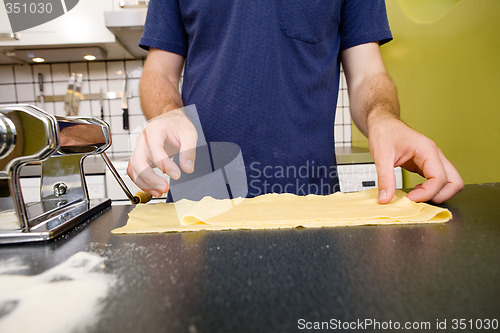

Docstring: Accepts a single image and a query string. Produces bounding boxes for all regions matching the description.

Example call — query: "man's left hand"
[369,116,464,204]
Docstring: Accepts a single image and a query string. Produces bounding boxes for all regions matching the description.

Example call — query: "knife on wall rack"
[37,73,44,108]
[99,87,105,120]
[121,76,129,130]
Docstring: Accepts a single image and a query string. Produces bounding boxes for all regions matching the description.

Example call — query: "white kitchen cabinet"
[338,164,403,193]
[0,5,13,35]
[0,0,133,63]
[104,1,148,59]
[20,175,106,202]
[0,0,114,46]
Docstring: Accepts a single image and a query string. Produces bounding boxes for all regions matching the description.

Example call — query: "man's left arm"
[341,42,463,204]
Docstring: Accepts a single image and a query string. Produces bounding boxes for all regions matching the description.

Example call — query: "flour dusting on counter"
[0,258,29,274]
[0,252,115,333]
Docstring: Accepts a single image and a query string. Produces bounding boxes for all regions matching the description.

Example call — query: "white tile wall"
[54,101,66,116]
[88,62,106,80]
[89,79,107,94]
[0,84,16,103]
[15,83,35,102]
[107,79,124,94]
[0,61,147,159]
[0,61,352,159]
[125,60,143,75]
[69,62,88,77]
[51,63,71,82]
[32,64,52,82]
[127,78,140,97]
[39,78,54,97]
[0,66,14,84]
[127,97,141,115]
[106,61,125,79]
[52,81,68,95]
[78,100,92,117]
[13,65,33,83]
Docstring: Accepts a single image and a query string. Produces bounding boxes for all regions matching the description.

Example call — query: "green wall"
[352,0,500,187]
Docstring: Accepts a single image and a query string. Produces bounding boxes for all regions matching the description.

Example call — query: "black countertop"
[1,183,499,332]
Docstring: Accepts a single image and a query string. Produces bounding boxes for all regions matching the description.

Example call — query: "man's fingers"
[368,118,462,204]
[373,151,396,204]
[143,130,183,180]
[406,148,447,202]
[427,150,464,204]
[156,157,182,180]
[128,133,171,196]
[177,128,198,174]
[407,182,441,203]
[404,148,462,203]
[127,158,169,197]
[127,107,199,194]
[134,168,169,197]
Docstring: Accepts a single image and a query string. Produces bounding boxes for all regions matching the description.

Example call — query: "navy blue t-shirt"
[140,0,392,197]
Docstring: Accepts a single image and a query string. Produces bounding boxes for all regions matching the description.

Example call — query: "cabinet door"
[338,164,403,193]
[20,175,106,202]
[0,0,115,47]
[0,5,14,35]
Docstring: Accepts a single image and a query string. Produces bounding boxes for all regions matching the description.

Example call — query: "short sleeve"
[139,0,188,57]
[339,0,393,51]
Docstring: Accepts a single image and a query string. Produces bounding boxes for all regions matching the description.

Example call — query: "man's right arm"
[127,48,198,197]
[140,48,185,119]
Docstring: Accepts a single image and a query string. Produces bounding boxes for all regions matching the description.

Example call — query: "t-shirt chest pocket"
[278,0,341,44]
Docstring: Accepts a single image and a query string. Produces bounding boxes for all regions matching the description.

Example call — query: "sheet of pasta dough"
[112,189,452,234]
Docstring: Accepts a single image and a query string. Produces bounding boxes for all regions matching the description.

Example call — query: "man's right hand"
[127,109,198,197]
